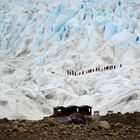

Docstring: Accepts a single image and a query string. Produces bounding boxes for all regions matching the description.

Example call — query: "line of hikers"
[67,64,122,76]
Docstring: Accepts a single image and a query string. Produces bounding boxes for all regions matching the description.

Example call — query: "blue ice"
[104,21,117,39]
[35,56,45,66]
[52,10,77,32]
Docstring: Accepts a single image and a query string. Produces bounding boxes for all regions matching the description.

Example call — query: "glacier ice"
[0,0,140,120]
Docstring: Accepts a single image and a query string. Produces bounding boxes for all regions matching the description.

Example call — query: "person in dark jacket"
[67,70,69,75]
[106,66,108,70]
[96,68,98,71]
[72,71,74,75]
[69,70,71,75]
[120,64,122,68]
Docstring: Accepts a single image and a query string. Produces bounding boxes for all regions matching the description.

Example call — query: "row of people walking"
[67,64,122,76]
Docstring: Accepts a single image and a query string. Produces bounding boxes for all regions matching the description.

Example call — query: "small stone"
[124,128,129,132]
[62,131,67,135]
[13,125,18,130]
[98,121,110,129]
[114,123,123,128]
[41,131,48,137]
[12,124,33,133]
[87,129,92,133]
[85,116,96,123]
[33,124,39,128]
[13,126,26,133]
[12,121,19,125]
[27,128,34,133]
[105,133,115,136]
[91,125,99,131]
[47,118,58,126]
[18,122,26,127]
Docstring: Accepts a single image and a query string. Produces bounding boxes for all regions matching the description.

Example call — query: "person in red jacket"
[88,69,92,73]
[109,65,113,70]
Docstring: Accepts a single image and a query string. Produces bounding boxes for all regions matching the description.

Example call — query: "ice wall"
[0,0,140,120]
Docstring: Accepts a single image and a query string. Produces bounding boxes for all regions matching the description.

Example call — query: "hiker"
[72,70,74,75]
[104,67,106,71]
[82,71,84,75]
[79,72,81,75]
[96,67,98,71]
[75,72,76,76]
[106,66,109,70]
[111,65,113,69]
[114,65,116,69]
[92,68,94,72]
[109,65,113,70]
[120,64,122,68]
[67,70,70,75]
[88,69,92,73]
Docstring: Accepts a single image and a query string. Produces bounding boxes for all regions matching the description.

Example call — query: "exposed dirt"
[0,112,140,140]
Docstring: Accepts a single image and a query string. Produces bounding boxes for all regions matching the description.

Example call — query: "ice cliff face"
[0,0,140,120]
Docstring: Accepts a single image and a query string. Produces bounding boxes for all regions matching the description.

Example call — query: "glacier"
[0,0,140,120]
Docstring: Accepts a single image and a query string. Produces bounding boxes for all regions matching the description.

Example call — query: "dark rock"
[0,118,9,124]
[68,113,86,124]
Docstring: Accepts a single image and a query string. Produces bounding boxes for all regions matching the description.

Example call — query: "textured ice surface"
[0,0,140,120]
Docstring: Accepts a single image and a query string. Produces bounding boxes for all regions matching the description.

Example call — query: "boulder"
[98,121,110,129]
[68,113,86,124]
[85,116,96,123]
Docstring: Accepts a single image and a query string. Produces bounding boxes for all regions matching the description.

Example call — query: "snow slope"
[0,0,140,120]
